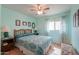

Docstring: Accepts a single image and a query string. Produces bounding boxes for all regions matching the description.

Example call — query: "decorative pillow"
[23,33,33,36]
[15,34,24,38]
[15,33,33,38]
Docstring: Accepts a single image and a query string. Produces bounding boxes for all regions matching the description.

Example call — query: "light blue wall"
[0,5,1,38]
[0,4,1,53]
[1,6,37,37]
[63,12,71,43]
[70,5,79,52]
[36,18,48,36]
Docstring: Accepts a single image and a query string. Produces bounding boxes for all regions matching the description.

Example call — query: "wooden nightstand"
[1,37,15,52]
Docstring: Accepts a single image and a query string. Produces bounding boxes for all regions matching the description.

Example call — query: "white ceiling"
[2,4,72,17]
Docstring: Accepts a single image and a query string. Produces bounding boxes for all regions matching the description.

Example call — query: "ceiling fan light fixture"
[31,4,49,15]
[37,11,43,15]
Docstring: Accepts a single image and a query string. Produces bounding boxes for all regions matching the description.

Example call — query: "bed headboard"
[14,29,32,38]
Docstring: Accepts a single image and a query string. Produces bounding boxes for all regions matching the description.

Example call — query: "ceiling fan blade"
[30,9,35,11]
[30,4,49,15]
[30,8,38,11]
[44,8,49,10]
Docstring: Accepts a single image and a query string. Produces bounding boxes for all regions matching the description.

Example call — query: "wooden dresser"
[1,37,15,52]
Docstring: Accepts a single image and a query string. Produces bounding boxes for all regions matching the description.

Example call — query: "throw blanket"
[16,35,53,55]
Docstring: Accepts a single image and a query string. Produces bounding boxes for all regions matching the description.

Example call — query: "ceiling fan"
[30,4,50,15]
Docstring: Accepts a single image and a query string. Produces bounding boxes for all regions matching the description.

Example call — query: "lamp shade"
[2,25,8,32]
[2,26,9,37]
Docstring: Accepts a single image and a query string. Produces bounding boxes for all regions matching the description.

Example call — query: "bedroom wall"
[36,11,71,43]
[63,12,71,44]
[70,5,79,53]
[36,17,48,36]
[1,6,37,37]
[0,4,1,54]
[0,5,1,39]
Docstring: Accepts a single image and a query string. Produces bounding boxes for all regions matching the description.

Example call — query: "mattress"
[16,35,53,55]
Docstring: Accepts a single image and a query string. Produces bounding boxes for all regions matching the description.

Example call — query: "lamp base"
[4,32,9,37]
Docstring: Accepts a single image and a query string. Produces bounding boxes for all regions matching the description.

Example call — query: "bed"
[14,29,53,55]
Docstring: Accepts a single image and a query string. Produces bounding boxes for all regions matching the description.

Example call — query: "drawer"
[1,43,14,52]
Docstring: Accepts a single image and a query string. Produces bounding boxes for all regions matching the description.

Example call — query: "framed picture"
[28,22,31,27]
[73,9,79,27]
[16,20,21,26]
[32,22,35,29]
[22,21,27,26]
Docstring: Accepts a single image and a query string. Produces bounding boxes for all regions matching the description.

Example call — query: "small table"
[1,37,15,52]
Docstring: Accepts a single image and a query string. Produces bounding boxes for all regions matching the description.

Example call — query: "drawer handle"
[3,43,8,46]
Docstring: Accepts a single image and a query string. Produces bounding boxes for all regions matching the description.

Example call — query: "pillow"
[15,33,33,38]
[15,34,24,38]
[23,33,33,36]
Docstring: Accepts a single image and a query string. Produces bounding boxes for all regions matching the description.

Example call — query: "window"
[48,21,54,30]
[55,21,61,30]
[48,21,62,31]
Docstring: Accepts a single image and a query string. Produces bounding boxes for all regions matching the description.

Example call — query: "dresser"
[1,37,15,52]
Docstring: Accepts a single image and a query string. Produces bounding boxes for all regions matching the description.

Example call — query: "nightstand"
[1,37,15,52]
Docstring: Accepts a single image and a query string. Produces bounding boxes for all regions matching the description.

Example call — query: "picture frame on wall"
[16,20,21,26]
[32,22,35,29]
[28,22,31,27]
[73,9,79,27]
[22,21,27,26]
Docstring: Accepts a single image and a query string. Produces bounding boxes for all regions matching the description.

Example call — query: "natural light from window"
[48,21,62,31]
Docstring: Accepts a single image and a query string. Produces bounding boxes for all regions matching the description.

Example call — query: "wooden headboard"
[14,29,32,38]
